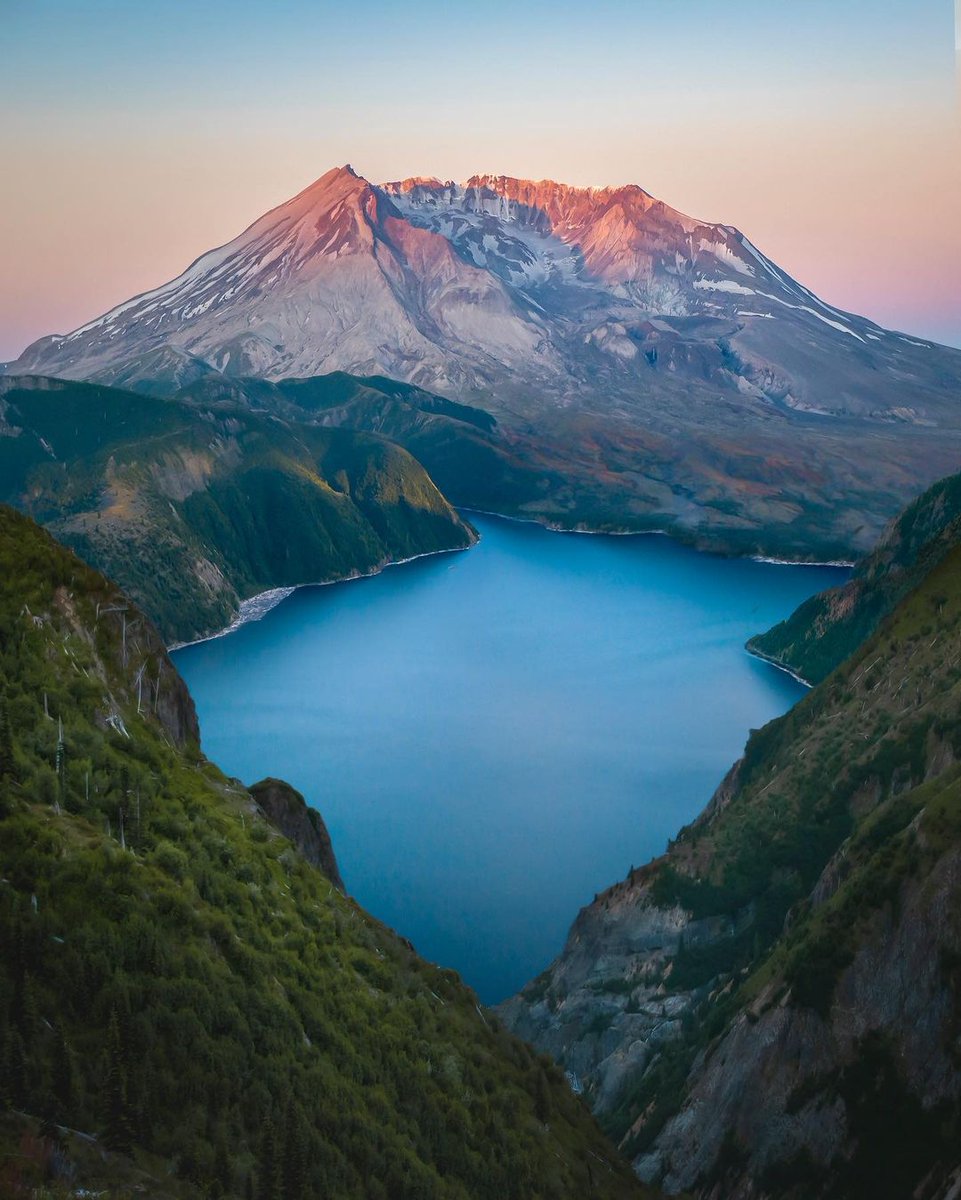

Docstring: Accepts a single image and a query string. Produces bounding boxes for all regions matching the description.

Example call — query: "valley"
[500,464,961,1197]
[6,0,961,1187]
[172,513,845,1003]
[2,155,960,1199]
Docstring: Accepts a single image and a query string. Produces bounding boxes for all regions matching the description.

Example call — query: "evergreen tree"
[0,1027,9,1112]
[213,1132,233,1198]
[534,1068,553,1124]
[2,1028,28,1109]
[0,694,15,816]
[104,1009,133,1152]
[52,1026,75,1114]
[257,1114,279,1200]
[0,694,14,780]
[282,1100,308,1200]
[15,971,40,1041]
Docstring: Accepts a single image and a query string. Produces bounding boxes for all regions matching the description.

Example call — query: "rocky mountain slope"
[0,374,474,644]
[248,777,344,891]
[501,493,961,1196]
[749,469,961,684]
[10,165,961,559]
[0,505,648,1200]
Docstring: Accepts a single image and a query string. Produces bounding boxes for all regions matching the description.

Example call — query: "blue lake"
[173,515,847,1004]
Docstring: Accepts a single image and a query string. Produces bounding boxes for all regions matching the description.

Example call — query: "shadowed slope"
[0,375,475,644]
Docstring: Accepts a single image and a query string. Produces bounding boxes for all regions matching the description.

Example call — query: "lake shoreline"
[171,508,854,653]
[458,507,857,568]
[744,645,813,688]
[168,542,474,652]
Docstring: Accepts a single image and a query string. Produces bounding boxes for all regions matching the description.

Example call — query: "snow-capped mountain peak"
[12,163,944,416]
[10,161,961,572]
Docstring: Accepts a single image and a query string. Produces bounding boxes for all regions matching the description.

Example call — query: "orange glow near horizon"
[2,2,960,357]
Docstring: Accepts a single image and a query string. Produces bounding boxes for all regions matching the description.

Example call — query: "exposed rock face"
[0,503,200,751]
[91,593,200,750]
[502,538,961,1198]
[11,166,961,559]
[249,777,344,890]
[639,843,961,1197]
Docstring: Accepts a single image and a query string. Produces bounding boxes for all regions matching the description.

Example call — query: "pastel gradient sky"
[2,0,960,360]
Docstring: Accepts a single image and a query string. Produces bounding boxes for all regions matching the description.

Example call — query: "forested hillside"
[0,506,646,1200]
[749,469,961,684]
[0,376,474,644]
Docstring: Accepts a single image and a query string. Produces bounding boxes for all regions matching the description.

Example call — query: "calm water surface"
[173,515,847,1003]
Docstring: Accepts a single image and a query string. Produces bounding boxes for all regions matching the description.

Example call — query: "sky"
[2,0,960,360]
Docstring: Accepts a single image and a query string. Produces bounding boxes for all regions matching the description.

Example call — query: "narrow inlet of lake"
[173,514,848,1004]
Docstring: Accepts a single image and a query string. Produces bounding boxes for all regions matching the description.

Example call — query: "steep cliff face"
[0,501,199,752]
[249,777,344,891]
[642,825,961,1197]
[502,541,961,1197]
[91,585,200,751]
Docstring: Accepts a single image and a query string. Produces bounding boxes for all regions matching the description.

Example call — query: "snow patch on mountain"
[693,279,756,296]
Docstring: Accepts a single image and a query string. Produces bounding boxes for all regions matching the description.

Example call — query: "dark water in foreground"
[173,515,848,1003]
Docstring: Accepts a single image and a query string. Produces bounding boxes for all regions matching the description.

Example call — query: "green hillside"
[0,376,474,644]
[174,371,551,519]
[0,506,647,1200]
[748,468,961,684]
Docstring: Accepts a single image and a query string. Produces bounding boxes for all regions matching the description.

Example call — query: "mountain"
[11,165,961,560]
[0,504,649,1200]
[749,469,961,684]
[0,375,475,644]
[500,483,961,1196]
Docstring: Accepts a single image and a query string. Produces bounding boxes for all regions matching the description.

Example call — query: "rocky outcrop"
[635,830,961,1198]
[498,861,723,1116]
[249,777,344,890]
[93,592,200,750]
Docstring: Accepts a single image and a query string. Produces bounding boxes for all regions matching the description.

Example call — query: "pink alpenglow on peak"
[11,164,961,563]
[13,163,954,392]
